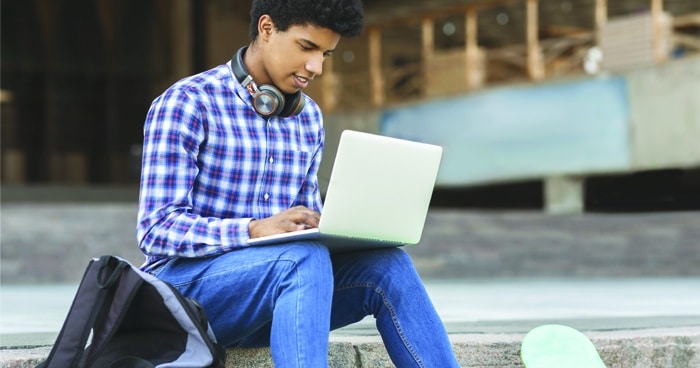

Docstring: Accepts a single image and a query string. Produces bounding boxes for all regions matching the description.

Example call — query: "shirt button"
[269,157,274,164]
[263,193,270,200]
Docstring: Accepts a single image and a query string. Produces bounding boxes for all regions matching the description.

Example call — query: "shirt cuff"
[221,217,254,250]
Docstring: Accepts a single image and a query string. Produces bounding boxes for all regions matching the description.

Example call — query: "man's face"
[258,17,341,94]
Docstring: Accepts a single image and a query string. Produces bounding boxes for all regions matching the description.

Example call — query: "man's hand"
[248,205,321,239]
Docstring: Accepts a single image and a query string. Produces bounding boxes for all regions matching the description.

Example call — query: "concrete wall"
[627,56,700,170]
[381,76,631,186]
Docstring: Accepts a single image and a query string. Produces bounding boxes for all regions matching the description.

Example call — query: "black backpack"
[37,255,226,368]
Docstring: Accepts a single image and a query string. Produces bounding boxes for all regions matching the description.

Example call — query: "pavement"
[2,278,700,367]
[1,198,700,367]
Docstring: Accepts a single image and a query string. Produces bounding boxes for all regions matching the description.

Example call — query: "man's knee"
[370,248,421,286]
[375,248,415,269]
[277,242,333,283]
[278,242,331,264]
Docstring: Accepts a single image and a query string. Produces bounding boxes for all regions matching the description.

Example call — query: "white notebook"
[247,129,442,252]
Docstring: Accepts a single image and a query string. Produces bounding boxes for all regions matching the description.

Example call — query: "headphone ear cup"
[253,85,285,117]
[231,46,304,118]
[279,91,305,117]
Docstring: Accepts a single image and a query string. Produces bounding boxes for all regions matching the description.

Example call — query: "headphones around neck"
[231,46,305,118]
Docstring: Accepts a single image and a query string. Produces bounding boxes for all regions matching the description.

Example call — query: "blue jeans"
[151,242,459,368]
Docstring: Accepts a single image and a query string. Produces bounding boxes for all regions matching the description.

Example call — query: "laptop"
[247,129,443,252]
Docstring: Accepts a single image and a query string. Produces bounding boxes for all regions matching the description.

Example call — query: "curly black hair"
[249,0,364,40]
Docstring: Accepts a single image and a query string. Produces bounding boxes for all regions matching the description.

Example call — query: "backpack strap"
[36,255,130,368]
[82,257,145,366]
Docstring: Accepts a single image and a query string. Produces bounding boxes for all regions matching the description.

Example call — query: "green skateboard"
[521,324,606,368]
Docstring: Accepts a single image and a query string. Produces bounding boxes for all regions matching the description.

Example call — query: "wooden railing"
[309,0,700,113]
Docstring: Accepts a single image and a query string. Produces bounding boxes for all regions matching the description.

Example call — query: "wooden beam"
[320,57,337,112]
[366,0,522,31]
[172,0,193,78]
[465,8,480,90]
[2,149,26,184]
[651,0,665,63]
[594,0,608,29]
[33,0,55,44]
[594,0,608,45]
[673,12,700,28]
[421,17,434,97]
[95,0,115,47]
[154,0,171,47]
[368,28,384,107]
[526,0,544,80]
[34,0,59,182]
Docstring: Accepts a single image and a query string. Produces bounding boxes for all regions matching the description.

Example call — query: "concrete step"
[2,327,700,368]
[3,278,700,367]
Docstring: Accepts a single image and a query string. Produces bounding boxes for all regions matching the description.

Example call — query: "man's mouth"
[293,75,311,89]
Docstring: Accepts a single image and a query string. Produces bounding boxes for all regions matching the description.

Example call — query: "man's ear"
[258,14,275,41]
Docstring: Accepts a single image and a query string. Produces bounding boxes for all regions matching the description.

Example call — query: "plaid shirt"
[137,61,325,271]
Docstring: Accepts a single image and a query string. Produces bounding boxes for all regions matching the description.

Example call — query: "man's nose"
[305,53,324,76]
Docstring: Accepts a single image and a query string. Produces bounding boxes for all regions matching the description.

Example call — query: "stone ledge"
[3,328,699,368]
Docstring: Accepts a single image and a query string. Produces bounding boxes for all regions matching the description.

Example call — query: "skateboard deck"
[521,324,606,368]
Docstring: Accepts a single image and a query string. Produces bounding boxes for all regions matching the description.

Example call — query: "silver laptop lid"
[319,130,443,244]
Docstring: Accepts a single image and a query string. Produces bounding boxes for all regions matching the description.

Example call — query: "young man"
[136,1,460,366]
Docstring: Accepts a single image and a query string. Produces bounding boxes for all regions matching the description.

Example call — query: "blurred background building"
[2,0,699,212]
